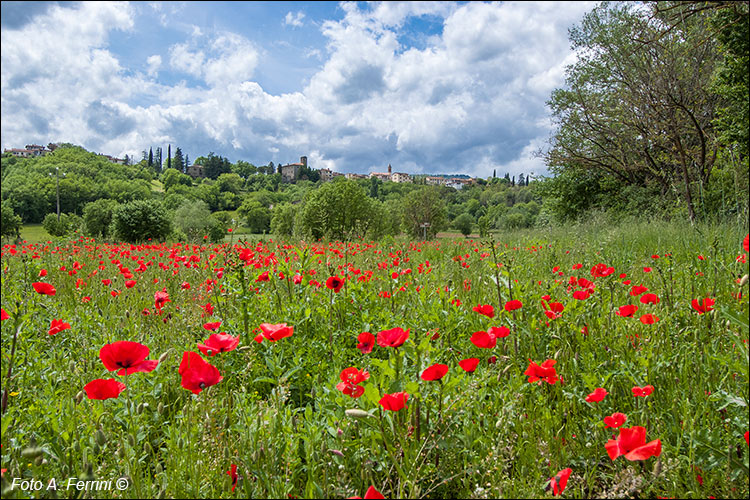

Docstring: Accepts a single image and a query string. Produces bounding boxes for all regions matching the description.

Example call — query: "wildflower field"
[1,221,748,499]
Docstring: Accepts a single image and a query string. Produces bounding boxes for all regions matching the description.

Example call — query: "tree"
[453,212,474,237]
[82,198,119,238]
[216,173,244,194]
[184,154,190,172]
[270,202,297,236]
[148,147,153,169]
[232,160,257,179]
[401,186,448,239]
[237,199,271,234]
[162,168,193,191]
[172,147,184,173]
[173,200,220,242]
[167,144,171,171]
[1,201,22,239]
[112,199,172,242]
[203,152,232,180]
[299,179,382,239]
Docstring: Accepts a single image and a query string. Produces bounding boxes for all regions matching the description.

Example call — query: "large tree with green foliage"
[298,179,383,239]
[111,199,171,242]
[401,186,447,239]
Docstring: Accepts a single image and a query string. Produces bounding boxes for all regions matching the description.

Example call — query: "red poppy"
[572,290,590,300]
[744,234,749,253]
[1,308,9,321]
[293,274,303,285]
[472,304,495,318]
[357,332,375,354]
[605,426,662,461]
[616,305,638,318]
[632,385,654,397]
[376,327,410,348]
[745,431,749,446]
[154,289,170,311]
[349,486,385,499]
[336,367,370,398]
[504,299,522,312]
[639,293,660,305]
[630,285,649,296]
[101,279,112,286]
[82,296,91,303]
[585,387,608,403]
[549,467,572,496]
[603,412,627,428]
[178,351,223,394]
[32,282,56,295]
[256,271,270,282]
[48,319,71,335]
[84,378,127,400]
[643,267,652,273]
[691,298,715,314]
[198,333,240,356]
[524,359,559,385]
[590,263,615,277]
[639,314,659,324]
[181,281,191,290]
[326,276,344,293]
[226,464,238,492]
[38,269,47,277]
[203,321,222,331]
[543,301,565,320]
[470,330,497,349]
[379,391,409,411]
[99,341,159,375]
[124,280,136,289]
[202,303,214,316]
[421,363,449,381]
[459,358,480,372]
[254,323,294,343]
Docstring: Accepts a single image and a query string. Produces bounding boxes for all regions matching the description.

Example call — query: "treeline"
[1,145,542,242]
[541,1,749,222]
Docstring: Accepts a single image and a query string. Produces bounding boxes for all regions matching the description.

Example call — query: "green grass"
[17,223,51,244]
[1,220,748,499]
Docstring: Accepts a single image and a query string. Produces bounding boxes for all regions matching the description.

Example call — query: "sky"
[0,1,595,178]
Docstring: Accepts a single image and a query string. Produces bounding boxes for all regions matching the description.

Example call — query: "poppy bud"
[128,434,136,447]
[238,345,252,352]
[155,463,163,475]
[74,440,81,453]
[93,442,101,455]
[35,456,44,466]
[95,429,107,446]
[345,409,371,419]
[177,437,184,448]
[143,442,152,454]
[21,447,43,459]
[84,462,95,480]
[118,447,126,458]
[740,274,748,287]
[137,403,145,414]
[75,391,85,404]
[158,352,169,364]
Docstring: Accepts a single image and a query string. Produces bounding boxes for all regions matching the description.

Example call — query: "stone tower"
[388,164,392,174]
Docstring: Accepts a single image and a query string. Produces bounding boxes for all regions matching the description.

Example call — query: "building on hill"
[346,173,367,181]
[390,171,412,183]
[281,156,306,183]
[186,164,206,179]
[98,153,127,165]
[369,164,392,181]
[4,144,52,157]
[319,168,343,182]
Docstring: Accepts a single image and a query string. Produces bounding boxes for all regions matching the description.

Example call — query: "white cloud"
[284,11,305,28]
[146,54,162,77]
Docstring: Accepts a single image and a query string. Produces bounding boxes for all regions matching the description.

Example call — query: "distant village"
[4,145,478,189]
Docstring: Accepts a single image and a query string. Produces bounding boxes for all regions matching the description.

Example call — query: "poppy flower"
[326,275,345,293]
[590,263,615,277]
[38,269,48,277]
[630,285,649,296]
[605,426,662,461]
[377,327,410,348]
[124,280,136,289]
[459,358,480,372]
[379,391,409,411]
[504,300,522,312]
[603,412,627,428]
[203,321,222,331]
[357,332,375,354]
[639,293,660,305]
[1,308,9,321]
[585,387,608,403]
[524,359,559,385]
[178,351,223,394]
[632,385,654,397]
[83,378,126,400]
[691,298,715,314]
[181,281,191,290]
[336,367,370,398]
[470,330,497,349]
[48,319,71,335]
[226,464,238,492]
[101,279,112,286]
[745,431,749,446]
[472,304,495,318]
[254,323,294,343]
[639,314,659,324]
[616,305,638,318]
[32,282,56,295]
[198,333,240,356]
[543,301,564,320]
[744,234,749,253]
[154,289,170,311]
[99,341,159,376]
[572,290,590,300]
[349,486,385,499]
[549,467,572,496]
[421,363,449,381]
[256,271,270,282]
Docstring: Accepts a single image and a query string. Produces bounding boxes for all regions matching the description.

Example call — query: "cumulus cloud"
[1,1,594,176]
[284,11,305,28]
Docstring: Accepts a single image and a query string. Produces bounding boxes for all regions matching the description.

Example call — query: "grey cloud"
[85,100,135,138]
[335,64,386,105]
[0,1,71,30]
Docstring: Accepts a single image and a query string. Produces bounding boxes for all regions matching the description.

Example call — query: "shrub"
[82,199,119,238]
[1,201,22,238]
[173,200,220,242]
[112,199,172,242]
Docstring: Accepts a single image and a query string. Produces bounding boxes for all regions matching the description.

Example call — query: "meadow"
[1,220,748,499]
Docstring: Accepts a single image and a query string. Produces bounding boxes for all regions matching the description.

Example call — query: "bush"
[173,200,221,242]
[1,201,22,238]
[453,213,474,237]
[238,199,271,234]
[112,200,172,242]
[82,199,119,238]
[42,213,70,237]
[271,203,297,236]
